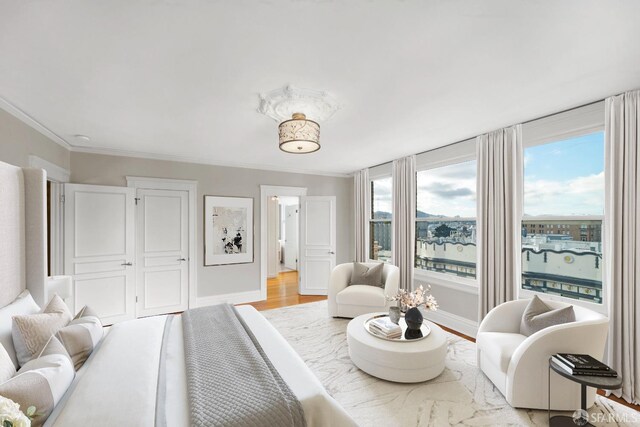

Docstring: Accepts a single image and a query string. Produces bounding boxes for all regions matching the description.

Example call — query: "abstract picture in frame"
[204,195,254,266]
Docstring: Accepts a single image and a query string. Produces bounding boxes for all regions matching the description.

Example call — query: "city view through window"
[371,132,605,303]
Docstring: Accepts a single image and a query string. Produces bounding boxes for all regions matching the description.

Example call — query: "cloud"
[429,183,474,198]
[524,171,604,216]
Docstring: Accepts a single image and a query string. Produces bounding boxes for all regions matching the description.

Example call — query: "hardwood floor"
[242,271,326,311]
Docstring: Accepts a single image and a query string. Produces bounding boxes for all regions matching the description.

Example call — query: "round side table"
[548,357,622,427]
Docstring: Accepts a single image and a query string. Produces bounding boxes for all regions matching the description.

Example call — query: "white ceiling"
[1,1,639,176]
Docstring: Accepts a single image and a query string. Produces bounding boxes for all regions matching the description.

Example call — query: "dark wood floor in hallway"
[242,271,326,311]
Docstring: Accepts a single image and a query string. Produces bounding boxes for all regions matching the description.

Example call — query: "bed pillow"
[0,336,74,427]
[0,342,16,383]
[349,262,384,288]
[56,305,103,370]
[519,295,576,336]
[12,295,72,367]
[0,290,41,369]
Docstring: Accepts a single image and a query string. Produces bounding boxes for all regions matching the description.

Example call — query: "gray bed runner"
[182,304,306,427]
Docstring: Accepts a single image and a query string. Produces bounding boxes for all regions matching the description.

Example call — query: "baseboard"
[427,308,478,338]
[195,290,263,308]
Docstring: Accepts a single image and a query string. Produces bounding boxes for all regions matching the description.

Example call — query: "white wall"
[70,152,354,299]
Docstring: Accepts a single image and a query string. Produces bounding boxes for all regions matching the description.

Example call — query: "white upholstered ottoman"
[346,313,448,383]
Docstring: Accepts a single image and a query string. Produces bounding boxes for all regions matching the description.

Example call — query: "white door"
[135,189,189,318]
[299,196,336,295]
[284,204,298,270]
[64,184,135,325]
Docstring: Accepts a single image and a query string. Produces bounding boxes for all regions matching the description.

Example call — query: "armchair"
[476,299,609,410]
[328,262,399,318]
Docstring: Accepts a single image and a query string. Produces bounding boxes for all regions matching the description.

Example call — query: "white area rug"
[261,301,639,427]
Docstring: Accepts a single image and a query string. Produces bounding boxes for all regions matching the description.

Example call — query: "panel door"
[136,189,189,318]
[64,184,135,325]
[284,204,299,270]
[299,196,336,295]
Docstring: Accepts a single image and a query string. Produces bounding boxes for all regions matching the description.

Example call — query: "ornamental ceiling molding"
[258,85,341,123]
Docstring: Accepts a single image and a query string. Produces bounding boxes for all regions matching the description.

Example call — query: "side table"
[548,357,622,427]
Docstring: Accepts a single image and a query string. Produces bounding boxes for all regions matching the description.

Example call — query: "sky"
[372,131,605,218]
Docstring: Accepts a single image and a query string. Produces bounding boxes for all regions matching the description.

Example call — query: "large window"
[521,131,604,303]
[369,177,392,262]
[415,160,477,280]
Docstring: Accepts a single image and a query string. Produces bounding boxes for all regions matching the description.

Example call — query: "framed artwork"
[204,195,254,266]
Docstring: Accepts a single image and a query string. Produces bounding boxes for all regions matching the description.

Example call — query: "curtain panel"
[354,168,370,262]
[392,156,416,291]
[476,125,523,321]
[605,89,640,405]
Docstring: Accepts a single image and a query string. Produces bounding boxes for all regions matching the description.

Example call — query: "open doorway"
[267,195,300,301]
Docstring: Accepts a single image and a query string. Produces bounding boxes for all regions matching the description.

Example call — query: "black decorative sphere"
[405,307,423,331]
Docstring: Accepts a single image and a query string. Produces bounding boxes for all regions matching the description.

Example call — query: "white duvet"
[45,305,356,427]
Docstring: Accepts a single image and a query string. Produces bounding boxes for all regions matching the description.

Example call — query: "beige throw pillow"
[349,262,384,288]
[56,305,103,370]
[0,336,74,427]
[520,295,576,336]
[12,295,72,367]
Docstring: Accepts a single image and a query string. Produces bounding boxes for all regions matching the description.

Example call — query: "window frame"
[368,167,393,263]
[519,115,606,314]
[414,139,478,293]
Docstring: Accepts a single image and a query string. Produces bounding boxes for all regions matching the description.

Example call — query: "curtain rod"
[365,96,606,171]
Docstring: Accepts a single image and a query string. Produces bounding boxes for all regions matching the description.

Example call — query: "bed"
[0,160,355,427]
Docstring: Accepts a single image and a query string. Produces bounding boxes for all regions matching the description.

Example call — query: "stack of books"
[552,353,618,377]
[369,317,402,339]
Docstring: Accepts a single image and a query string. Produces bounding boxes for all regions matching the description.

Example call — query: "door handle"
[121,262,133,266]
[328,251,335,255]
[177,258,186,261]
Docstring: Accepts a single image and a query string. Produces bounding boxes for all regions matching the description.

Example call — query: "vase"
[405,307,423,331]
[389,306,401,324]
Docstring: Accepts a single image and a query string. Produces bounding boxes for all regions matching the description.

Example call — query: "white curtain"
[392,156,416,291]
[605,89,640,405]
[354,168,370,262]
[476,125,523,320]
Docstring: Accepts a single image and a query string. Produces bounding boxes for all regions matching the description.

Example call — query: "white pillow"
[0,342,16,383]
[0,290,40,368]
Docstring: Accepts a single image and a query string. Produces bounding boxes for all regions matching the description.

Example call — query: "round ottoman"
[347,312,448,383]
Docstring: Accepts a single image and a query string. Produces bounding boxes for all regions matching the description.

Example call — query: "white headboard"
[0,160,47,308]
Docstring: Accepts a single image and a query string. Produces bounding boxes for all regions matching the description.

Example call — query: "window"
[415,160,477,280]
[369,177,392,262]
[521,131,604,304]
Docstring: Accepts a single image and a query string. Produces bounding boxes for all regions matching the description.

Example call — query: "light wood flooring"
[242,271,326,311]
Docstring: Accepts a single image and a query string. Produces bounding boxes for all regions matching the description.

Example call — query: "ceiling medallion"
[258,85,341,123]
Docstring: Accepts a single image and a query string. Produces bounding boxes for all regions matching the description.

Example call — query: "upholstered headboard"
[0,160,47,308]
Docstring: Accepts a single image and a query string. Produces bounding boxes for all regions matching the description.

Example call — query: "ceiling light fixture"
[278,112,320,154]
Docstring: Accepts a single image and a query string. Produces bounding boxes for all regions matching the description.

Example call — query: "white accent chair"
[476,299,609,410]
[328,262,400,318]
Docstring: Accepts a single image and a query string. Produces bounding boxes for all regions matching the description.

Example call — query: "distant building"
[415,233,603,304]
[522,220,601,242]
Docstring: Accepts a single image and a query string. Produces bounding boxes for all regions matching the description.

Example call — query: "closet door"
[64,184,135,325]
[299,196,336,295]
[135,188,189,318]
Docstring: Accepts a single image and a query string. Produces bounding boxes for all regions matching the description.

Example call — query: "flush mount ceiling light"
[278,113,320,154]
[258,85,341,154]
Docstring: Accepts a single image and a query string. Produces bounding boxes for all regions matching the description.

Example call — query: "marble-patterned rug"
[261,301,640,427]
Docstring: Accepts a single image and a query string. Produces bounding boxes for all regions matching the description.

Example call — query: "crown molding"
[70,145,352,178]
[0,95,72,149]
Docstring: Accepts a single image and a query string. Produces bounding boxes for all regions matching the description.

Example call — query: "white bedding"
[46,305,356,427]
